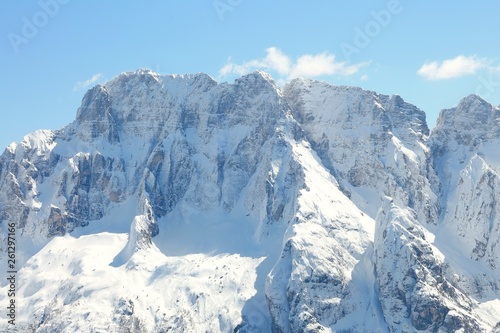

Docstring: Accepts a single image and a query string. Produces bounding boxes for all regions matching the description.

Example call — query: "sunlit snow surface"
[0,71,499,332]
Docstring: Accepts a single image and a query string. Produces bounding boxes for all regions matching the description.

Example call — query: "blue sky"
[1,1,500,149]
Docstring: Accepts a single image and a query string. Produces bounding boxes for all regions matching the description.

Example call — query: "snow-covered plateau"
[0,70,499,332]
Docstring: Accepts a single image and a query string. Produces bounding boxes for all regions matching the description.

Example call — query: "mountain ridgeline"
[0,70,499,332]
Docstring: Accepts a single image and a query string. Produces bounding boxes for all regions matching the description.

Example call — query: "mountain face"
[0,70,499,332]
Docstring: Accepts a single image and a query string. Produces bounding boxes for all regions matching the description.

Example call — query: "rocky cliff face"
[429,95,500,315]
[283,78,438,224]
[0,70,499,332]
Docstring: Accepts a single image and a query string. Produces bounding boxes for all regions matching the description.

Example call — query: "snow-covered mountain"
[0,70,499,332]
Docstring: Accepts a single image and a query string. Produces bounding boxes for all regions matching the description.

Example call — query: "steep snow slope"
[0,70,499,332]
[266,139,382,333]
[429,95,500,329]
[283,78,439,225]
[282,79,500,332]
[375,199,494,332]
[431,94,500,269]
[0,70,297,332]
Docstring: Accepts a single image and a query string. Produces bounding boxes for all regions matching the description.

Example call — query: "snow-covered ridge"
[0,70,499,332]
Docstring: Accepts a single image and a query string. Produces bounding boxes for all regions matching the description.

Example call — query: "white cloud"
[219,47,368,81]
[219,47,291,77]
[417,55,486,80]
[263,47,292,75]
[73,73,104,91]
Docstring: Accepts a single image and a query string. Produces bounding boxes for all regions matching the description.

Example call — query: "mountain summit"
[1,70,499,332]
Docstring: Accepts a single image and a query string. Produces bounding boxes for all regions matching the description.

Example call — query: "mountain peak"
[435,94,499,131]
[107,70,217,93]
[111,69,162,85]
[456,93,490,111]
[247,69,273,80]
[1,71,500,332]
[431,93,500,153]
[235,70,278,88]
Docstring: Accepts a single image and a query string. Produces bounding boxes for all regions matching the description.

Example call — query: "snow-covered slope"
[283,78,438,224]
[0,70,499,332]
[428,95,500,330]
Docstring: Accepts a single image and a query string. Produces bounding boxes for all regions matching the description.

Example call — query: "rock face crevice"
[0,70,499,332]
